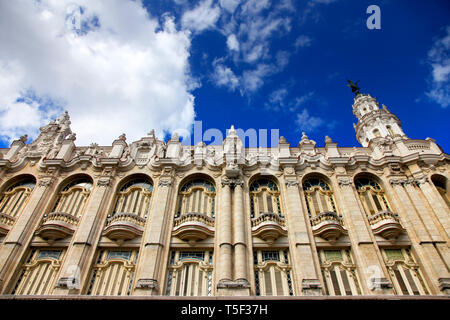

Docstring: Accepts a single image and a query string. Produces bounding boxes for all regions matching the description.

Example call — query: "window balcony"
[103,212,146,242]
[172,212,215,244]
[0,212,15,236]
[310,211,347,242]
[368,210,404,240]
[35,212,79,241]
[251,212,287,244]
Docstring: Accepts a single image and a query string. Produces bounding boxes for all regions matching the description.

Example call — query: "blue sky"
[0,0,449,152]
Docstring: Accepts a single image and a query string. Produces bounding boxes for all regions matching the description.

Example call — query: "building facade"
[0,92,449,297]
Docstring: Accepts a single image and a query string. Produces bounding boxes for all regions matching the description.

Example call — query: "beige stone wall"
[0,100,448,297]
[0,155,448,297]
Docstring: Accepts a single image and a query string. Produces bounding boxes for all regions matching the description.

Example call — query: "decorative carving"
[221,176,243,188]
[38,178,54,187]
[301,279,322,296]
[389,178,408,186]
[438,278,450,294]
[159,178,173,187]
[285,179,299,187]
[135,278,158,290]
[337,177,353,187]
[217,279,250,289]
[413,175,429,186]
[97,177,112,187]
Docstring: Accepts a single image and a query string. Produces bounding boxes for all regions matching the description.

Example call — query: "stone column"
[232,179,250,294]
[334,176,393,295]
[400,179,450,294]
[389,178,431,242]
[283,177,322,296]
[216,177,233,295]
[53,176,113,294]
[0,176,56,294]
[133,172,174,295]
[415,176,450,238]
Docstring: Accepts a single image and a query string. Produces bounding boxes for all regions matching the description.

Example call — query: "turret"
[351,88,406,147]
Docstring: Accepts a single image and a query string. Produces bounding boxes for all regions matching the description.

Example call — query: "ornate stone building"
[0,92,449,297]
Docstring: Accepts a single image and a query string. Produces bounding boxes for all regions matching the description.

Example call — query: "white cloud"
[211,60,240,91]
[295,35,312,48]
[181,0,221,34]
[226,34,240,51]
[206,1,293,96]
[219,0,241,14]
[241,64,274,93]
[295,109,324,132]
[241,0,271,15]
[294,92,314,108]
[266,88,288,111]
[426,25,450,108]
[0,0,196,145]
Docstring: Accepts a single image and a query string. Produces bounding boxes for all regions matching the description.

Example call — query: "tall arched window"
[51,178,93,218]
[381,248,429,295]
[11,248,65,295]
[0,177,36,235]
[355,177,391,216]
[86,249,138,296]
[165,250,214,296]
[111,178,153,219]
[318,249,361,296]
[302,177,337,217]
[175,178,216,218]
[249,178,282,218]
[431,175,450,209]
[386,125,395,137]
[254,250,294,296]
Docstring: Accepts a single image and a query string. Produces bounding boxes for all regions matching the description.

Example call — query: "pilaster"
[333,175,393,295]
[133,167,175,295]
[283,171,322,296]
[0,175,57,293]
[53,175,114,294]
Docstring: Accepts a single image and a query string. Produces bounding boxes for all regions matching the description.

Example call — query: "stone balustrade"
[310,211,347,242]
[251,212,287,244]
[0,212,16,236]
[172,212,215,244]
[36,211,80,241]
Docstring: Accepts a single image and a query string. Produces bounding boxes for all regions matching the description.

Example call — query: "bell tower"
[349,82,407,147]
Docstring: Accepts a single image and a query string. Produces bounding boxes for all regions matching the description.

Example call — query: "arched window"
[318,249,361,296]
[249,178,282,218]
[165,250,214,296]
[386,125,395,137]
[11,248,65,295]
[254,250,294,296]
[111,178,153,219]
[51,178,92,218]
[355,177,390,216]
[0,177,36,234]
[86,249,138,296]
[302,177,337,217]
[175,178,216,218]
[381,248,429,295]
[431,175,450,209]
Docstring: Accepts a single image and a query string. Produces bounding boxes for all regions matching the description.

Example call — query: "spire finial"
[347,80,361,96]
